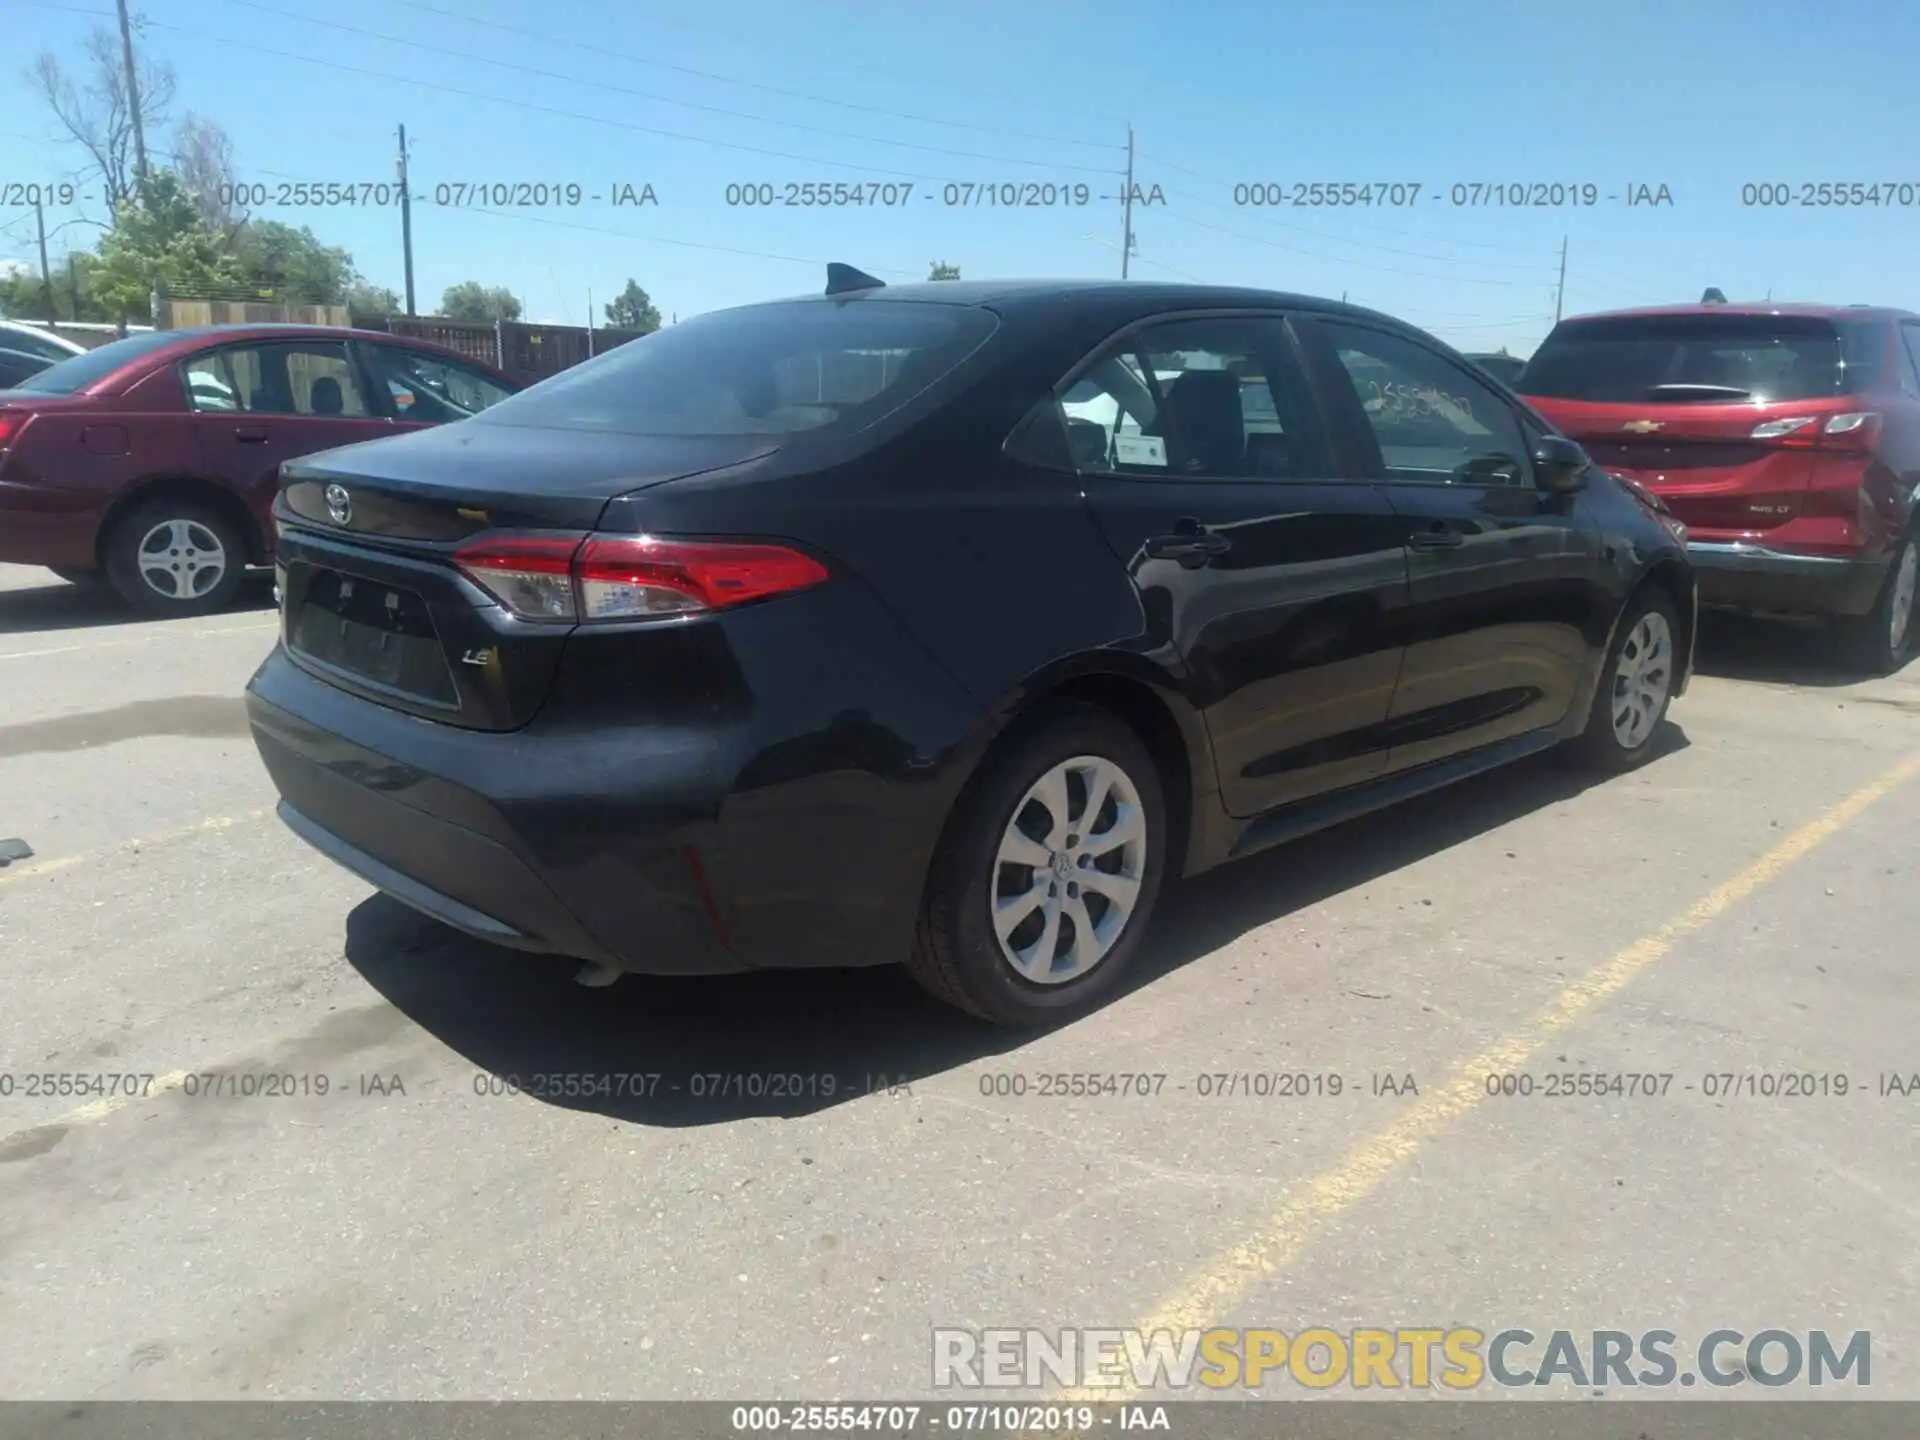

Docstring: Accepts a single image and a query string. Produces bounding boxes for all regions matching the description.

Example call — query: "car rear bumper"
[1686,541,1888,618]
[0,480,101,570]
[246,647,746,976]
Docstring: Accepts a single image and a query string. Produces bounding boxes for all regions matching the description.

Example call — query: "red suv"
[0,324,519,615]
[1521,302,1920,673]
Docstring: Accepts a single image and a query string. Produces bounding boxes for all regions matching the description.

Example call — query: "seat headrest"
[1162,371,1244,474]
[309,376,344,415]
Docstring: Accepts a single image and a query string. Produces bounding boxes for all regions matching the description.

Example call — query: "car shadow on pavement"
[1690,612,1866,689]
[342,723,1688,1129]
[0,572,275,635]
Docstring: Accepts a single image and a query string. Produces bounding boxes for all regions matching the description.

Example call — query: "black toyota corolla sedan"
[246,267,1696,1026]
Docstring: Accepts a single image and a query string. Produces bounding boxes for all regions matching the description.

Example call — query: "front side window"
[183,343,370,418]
[1057,316,1317,479]
[364,345,516,421]
[471,300,998,437]
[1318,321,1530,485]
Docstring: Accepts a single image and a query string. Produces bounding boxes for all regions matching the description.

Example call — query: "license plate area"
[290,569,459,708]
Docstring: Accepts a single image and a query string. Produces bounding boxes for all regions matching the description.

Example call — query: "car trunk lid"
[281,423,779,537]
[272,425,782,731]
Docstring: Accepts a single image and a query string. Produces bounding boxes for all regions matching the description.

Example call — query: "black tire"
[1836,534,1918,677]
[48,566,102,586]
[103,496,248,617]
[906,703,1168,1026]
[1570,588,1681,774]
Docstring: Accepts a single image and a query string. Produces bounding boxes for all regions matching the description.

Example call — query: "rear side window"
[1523,314,1847,404]
[472,300,998,437]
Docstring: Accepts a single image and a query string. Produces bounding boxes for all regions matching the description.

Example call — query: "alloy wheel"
[989,754,1148,985]
[1610,610,1673,750]
[136,518,228,602]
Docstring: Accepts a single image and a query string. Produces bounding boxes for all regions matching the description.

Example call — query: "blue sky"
[4,0,1918,355]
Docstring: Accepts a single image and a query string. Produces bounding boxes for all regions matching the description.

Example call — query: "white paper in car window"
[1113,434,1167,467]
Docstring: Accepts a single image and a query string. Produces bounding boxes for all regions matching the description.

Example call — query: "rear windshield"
[472,300,999,437]
[1522,314,1852,404]
[9,330,181,394]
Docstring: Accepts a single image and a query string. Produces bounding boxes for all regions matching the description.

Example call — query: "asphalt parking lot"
[1,558,1917,1402]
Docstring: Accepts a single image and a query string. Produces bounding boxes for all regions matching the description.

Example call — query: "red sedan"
[0,324,520,614]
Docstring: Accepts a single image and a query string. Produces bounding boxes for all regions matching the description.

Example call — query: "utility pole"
[1553,235,1568,325]
[115,0,149,189]
[34,197,56,320]
[68,252,82,318]
[397,124,417,316]
[1119,125,1135,280]
[586,287,595,357]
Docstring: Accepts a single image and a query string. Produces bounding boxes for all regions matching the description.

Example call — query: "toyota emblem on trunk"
[324,484,352,525]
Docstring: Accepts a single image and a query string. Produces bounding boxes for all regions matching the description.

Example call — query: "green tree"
[928,261,960,281]
[346,280,402,324]
[91,169,240,321]
[602,278,661,333]
[231,220,356,302]
[0,252,111,323]
[438,282,522,322]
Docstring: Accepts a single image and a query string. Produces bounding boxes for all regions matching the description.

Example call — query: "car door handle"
[1407,524,1466,551]
[1145,530,1233,566]
[233,426,270,443]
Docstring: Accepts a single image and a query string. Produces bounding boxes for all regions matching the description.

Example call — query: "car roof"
[1555,302,1918,325]
[0,319,86,349]
[162,322,401,341]
[747,276,1405,325]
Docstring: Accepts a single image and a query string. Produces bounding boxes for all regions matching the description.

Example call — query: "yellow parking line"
[1071,748,1920,1402]
[0,808,273,888]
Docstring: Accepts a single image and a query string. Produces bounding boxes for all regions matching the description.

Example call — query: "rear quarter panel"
[584,305,1212,965]
[0,367,203,569]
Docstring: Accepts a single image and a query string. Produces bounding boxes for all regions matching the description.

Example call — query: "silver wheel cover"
[1610,610,1673,750]
[990,754,1148,985]
[136,518,228,601]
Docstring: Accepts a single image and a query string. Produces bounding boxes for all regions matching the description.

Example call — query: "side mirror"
[1531,435,1590,493]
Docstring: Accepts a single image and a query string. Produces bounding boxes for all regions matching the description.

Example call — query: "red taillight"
[453,533,583,621]
[1749,411,1881,452]
[454,532,828,623]
[0,413,19,446]
[576,536,830,618]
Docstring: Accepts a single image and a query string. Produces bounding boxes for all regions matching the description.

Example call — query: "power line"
[22,5,1094,186]
[450,207,920,276]
[120,13,1121,186]
[1152,183,1561,273]
[208,0,1123,175]
[231,165,924,277]
[1153,210,1539,288]
[1136,151,1571,266]
[372,0,1124,152]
